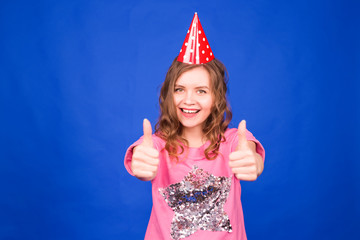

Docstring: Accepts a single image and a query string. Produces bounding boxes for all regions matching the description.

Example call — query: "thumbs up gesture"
[131,119,160,181]
[229,120,263,181]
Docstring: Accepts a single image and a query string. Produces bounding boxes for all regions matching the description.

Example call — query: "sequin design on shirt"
[159,166,232,240]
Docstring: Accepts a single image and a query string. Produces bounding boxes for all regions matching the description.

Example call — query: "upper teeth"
[183,109,198,113]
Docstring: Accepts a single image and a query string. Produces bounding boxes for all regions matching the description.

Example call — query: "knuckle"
[229,154,238,161]
[131,160,138,168]
[153,158,160,166]
[132,154,141,163]
[133,147,144,157]
[230,162,238,169]
[132,168,139,176]
[134,145,142,152]
[152,149,160,157]
[132,150,139,158]
[246,149,254,155]
[150,151,159,158]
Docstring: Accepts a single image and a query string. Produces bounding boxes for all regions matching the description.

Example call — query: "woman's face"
[173,67,213,134]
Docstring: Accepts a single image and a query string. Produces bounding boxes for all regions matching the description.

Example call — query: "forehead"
[175,67,210,87]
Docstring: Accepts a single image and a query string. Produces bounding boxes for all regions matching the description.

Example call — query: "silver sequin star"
[159,166,232,240]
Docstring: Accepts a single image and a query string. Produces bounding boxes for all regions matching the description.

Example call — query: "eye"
[174,88,184,93]
[197,89,207,94]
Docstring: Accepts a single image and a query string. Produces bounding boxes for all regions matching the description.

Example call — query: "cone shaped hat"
[177,13,214,64]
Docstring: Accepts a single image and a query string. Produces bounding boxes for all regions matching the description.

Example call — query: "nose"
[184,91,195,105]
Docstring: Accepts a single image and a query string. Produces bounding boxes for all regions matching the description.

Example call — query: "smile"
[181,108,200,114]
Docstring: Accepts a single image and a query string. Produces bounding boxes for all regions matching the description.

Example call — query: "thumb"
[142,118,154,147]
[236,120,248,151]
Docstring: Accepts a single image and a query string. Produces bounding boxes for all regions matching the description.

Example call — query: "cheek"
[173,95,181,106]
[201,96,213,110]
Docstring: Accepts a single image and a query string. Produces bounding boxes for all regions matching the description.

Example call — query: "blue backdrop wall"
[1,0,359,239]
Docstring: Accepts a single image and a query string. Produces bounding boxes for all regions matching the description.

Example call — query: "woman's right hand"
[131,119,160,181]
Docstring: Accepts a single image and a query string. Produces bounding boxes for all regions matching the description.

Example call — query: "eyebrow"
[175,84,210,89]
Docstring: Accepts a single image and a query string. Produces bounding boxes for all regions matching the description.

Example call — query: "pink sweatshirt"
[124,128,265,240]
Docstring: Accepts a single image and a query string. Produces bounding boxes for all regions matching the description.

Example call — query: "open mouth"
[181,108,200,114]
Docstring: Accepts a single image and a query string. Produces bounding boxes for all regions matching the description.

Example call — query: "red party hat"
[177,12,214,64]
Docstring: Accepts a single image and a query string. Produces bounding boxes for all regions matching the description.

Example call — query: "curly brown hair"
[155,57,232,161]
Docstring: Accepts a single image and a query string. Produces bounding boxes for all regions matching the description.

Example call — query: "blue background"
[1,0,359,239]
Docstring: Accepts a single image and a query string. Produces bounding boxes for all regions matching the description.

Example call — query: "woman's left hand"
[228,120,264,181]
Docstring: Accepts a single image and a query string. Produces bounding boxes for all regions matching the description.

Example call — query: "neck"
[182,126,206,148]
